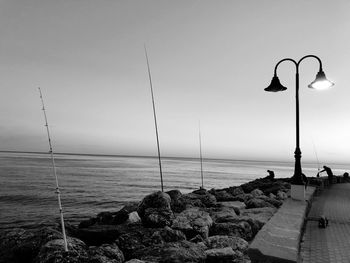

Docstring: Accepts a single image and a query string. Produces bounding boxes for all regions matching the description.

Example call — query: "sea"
[0,152,349,230]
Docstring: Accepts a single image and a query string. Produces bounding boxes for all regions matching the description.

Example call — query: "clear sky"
[0,0,349,163]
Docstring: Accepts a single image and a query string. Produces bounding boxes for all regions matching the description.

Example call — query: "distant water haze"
[1,152,349,230]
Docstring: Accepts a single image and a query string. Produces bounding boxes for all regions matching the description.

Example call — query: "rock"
[218,201,246,213]
[138,191,172,217]
[269,193,276,199]
[132,240,206,263]
[127,211,141,224]
[262,181,290,195]
[122,202,140,213]
[205,247,238,263]
[240,207,277,228]
[207,206,238,223]
[210,190,236,202]
[225,186,244,196]
[96,212,114,225]
[232,193,253,203]
[166,190,187,213]
[115,225,185,260]
[209,221,253,241]
[89,243,124,263]
[74,224,127,246]
[257,195,283,208]
[171,207,213,239]
[244,198,275,209]
[184,189,217,207]
[34,237,88,263]
[142,207,174,227]
[189,234,205,243]
[137,191,174,227]
[0,227,63,263]
[78,203,140,229]
[156,226,186,243]
[240,177,290,195]
[166,189,182,200]
[167,189,204,213]
[79,218,98,229]
[205,235,249,253]
[250,189,264,198]
[125,260,152,263]
[277,190,288,200]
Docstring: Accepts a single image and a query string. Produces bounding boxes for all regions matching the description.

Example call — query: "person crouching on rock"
[267,170,275,180]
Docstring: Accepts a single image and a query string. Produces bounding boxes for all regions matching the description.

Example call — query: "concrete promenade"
[300,183,350,263]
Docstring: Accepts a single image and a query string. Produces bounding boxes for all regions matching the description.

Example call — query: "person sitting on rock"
[318,165,334,184]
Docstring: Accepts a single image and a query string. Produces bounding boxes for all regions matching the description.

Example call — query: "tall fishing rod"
[198,122,204,189]
[144,45,164,192]
[312,140,321,175]
[38,88,68,252]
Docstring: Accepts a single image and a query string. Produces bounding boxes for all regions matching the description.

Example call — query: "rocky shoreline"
[0,175,291,263]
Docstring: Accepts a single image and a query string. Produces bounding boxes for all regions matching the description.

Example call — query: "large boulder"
[209,221,253,241]
[206,206,238,223]
[217,201,246,214]
[73,224,126,246]
[137,191,174,227]
[142,207,174,228]
[244,198,275,209]
[239,207,277,226]
[79,202,140,228]
[257,195,283,208]
[115,225,185,260]
[209,190,236,202]
[138,191,172,217]
[0,227,63,263]
[205,235,248,253]
[88,243,124,263]
[171,207,213,239]
[225,186,244,196]
[277,190,288,200]
[231,193,253,203]
[34,237,88,263]
[250,189,264,198]
[127,211,141,224]
[205,247,240,263]
[185,188,217,207]
[131,240,206,263]
[237,207,277,236]
[166,190,187,213]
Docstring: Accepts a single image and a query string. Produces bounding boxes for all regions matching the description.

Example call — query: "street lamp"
[265,55,334,200]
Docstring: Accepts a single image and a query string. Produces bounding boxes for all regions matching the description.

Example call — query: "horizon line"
[0,150,347,166]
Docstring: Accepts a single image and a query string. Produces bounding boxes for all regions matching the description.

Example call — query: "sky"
[0,0,350,163]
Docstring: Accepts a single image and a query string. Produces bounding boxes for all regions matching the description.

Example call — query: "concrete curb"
[248,187,316,263]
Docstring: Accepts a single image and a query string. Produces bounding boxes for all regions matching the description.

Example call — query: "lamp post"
[265,55,334,200]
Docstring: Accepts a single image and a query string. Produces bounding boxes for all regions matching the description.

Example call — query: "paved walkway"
[300,183,350,263]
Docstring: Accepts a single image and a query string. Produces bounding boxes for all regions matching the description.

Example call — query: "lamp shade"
[308,70,334,90]
[264,76,287,92]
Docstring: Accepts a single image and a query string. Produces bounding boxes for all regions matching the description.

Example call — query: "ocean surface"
[0,152,349,230]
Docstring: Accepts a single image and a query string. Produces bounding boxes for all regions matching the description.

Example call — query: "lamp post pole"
[266,55,334,199]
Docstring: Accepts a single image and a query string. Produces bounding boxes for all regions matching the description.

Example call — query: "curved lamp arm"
[273,55,323,76]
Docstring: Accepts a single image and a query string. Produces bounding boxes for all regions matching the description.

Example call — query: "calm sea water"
[0,152,349,230]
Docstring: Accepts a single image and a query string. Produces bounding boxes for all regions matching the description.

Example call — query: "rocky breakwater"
[0,176,290,263]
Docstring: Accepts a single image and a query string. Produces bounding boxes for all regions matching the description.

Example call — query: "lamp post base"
[291,184,305,201]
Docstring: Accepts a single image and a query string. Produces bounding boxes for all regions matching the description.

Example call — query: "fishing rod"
[199,122,204,189]
[312,140,321,176]
[144,45,164,192]
[38,88,68,252]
